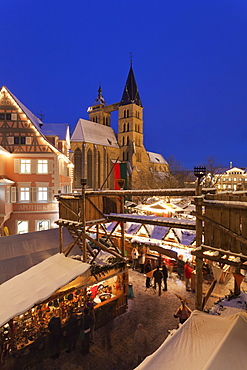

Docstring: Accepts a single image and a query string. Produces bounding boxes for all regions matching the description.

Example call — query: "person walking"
[184,260,193,291]
[134,323,149,365]
[144,259,152,288]
[153,266,163,296]
[174,300,192,324]
[177,255,185,280]
[131,247,139,270]
[162,261,168,291]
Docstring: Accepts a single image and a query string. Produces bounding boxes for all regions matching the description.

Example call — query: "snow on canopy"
[0,228,82,284]
[151,225,169,240]
[173,228,196,246]
[0,253,90,328]
[136,310,247,370]
[126,223,141,235]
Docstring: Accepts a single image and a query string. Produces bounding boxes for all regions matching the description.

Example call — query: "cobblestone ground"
[9,269,240,370]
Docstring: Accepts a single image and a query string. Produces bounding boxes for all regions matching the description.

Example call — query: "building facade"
[215,167,247,192]
[71,63,169,190]
[0,86,73,235]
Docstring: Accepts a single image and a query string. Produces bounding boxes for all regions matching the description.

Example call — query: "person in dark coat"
[48,312,62,359]
[80,307,93,355]
[162,262,168,291]
[144,259,152,288]
[153,266,163,296]
[66,309,79,353]
[177,255,185,280]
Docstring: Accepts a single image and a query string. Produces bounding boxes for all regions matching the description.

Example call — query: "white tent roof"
[0,253,90,327]
[136,310,247,370]
[0,228,82,284]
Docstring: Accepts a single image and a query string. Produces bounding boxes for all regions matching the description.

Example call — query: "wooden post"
[59,225,63,253]
[120,194,125,257]
[195,178,203,310]
[81,180,87,262]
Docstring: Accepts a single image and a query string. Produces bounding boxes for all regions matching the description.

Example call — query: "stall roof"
[0,253,90,327]
[0,228,82,284]
[136,310,247,370]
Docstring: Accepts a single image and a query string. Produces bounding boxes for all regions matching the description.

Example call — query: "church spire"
[120,62,142,107]
[94,85,105,105]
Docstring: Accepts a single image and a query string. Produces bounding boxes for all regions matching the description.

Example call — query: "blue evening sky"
[1,0,247,170]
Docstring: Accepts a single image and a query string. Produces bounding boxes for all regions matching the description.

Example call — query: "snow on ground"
[31,269,247,370]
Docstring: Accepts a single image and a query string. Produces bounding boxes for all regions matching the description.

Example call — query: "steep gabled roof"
[147,152,168,165]
[71,118,119,148]
[120,64,142,107]
[2,86,43,131]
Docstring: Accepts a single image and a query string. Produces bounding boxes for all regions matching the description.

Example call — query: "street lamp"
[194,166,206,184]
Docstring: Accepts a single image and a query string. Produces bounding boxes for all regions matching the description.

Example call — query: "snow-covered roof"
[0,253,90,327]
[147,151,168,165]
[0,228,82,284]
[173,229,196,246]
[151,226,170,239]
[71,118,119,148]
[41,123,70,142]
[136,310,247,370]
[225,167,246,174]
[3,86,43,131]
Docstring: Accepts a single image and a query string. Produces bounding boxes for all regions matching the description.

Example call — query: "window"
[0,113,4,120]
[234,178,237,181]
[20,187,30,202]
[37,160,48,174]
[20,159,31,173]
[38,187,48,202]
[36,220,50,231]
[17,220,29,234]
[14,137,19,144]
[228,178,231,181]
[20,137,26,144]
[6,113,11,120]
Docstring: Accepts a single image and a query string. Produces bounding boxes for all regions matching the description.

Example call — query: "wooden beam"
[202,280,217,310]
[192,250,247,270]
[192,211,247,247]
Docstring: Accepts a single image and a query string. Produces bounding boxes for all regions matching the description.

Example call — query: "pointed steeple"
[93,85,105,105]
[120,63,142,107]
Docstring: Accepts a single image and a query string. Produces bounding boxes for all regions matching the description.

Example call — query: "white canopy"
[136,310,247,370]
[0,253,90,327]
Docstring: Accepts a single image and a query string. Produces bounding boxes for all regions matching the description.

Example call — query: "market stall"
[0,252,128,366]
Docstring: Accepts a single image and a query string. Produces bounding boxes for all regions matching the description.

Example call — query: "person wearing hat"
[174,300,192,325]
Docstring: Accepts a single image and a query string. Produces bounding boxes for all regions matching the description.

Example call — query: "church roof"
[147,151,168,165]
[120,64,142,107]
[71,118,119,148]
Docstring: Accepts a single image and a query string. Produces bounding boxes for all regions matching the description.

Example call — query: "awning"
[0,253,90,327]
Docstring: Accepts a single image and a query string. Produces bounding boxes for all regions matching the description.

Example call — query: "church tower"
[118,62,145,166]
[87,86,111,126]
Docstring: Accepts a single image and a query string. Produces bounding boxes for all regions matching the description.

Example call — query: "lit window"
[20,187,30,201]
[228,178,231,181]
[37,160,48,174]
[38,187,48,201]
[36,220,50,231]
[17,220,29,234]
[228,185,231,189]
[20,159,31,173]
[234,178,236,181]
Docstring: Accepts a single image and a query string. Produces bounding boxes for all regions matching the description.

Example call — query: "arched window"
[74,148,82,187]
[87,149,93,188]
[127,122,129,131]
[122,137,125,146]
[124,110,126,118]
[127,110,129,117]
[123,123,126,132]
[127,136,129,145]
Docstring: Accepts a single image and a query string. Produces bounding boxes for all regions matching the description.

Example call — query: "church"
[71,63,169,190]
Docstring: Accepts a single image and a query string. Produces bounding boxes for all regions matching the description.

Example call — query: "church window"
[123,123,126,132]
[74,148,82,186]
[127,123,129,131]
[127,110,129,117]
[127,137,129,145]
[122,137,125,146]
[87,149,93,188]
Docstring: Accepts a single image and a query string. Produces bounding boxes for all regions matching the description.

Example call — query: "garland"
[90,257,126,278]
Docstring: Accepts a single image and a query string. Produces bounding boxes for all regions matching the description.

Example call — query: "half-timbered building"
[0,86,73,235]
